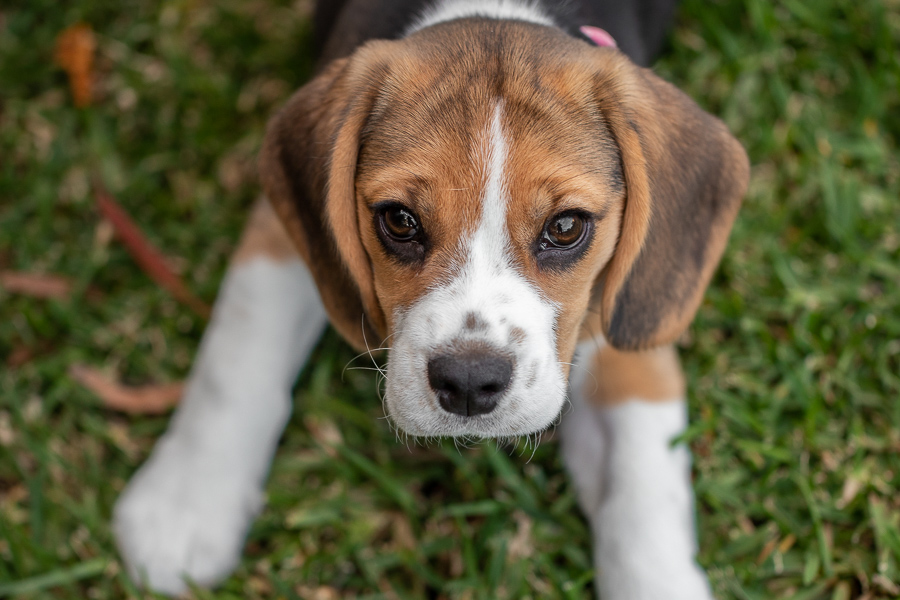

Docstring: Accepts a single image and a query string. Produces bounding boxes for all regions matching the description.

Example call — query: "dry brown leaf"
[295,586,341,600]
[756,536,779,565]
[6,346,35,369]
[390,512,416,551]
[873,574,900,596]
[69,364,183,414]
[838,474,864,508]
[105,421,141,460]
[54,23,96,108]
[0,412,15,447]
[303,415,342,456]
[777,533,796,554]
[508,510,534,560]
[0,270,73,299]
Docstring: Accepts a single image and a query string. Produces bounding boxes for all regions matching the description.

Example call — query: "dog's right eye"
[374,203,427,264]
[383,206,419,241]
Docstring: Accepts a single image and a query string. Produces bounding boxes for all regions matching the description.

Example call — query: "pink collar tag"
[580,25,617,48]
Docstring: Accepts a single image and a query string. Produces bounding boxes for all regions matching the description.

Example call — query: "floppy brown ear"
[592,50,750,350]
[259,42,395,351]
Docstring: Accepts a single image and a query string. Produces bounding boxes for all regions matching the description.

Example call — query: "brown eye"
[383,206,419,241]
[543,213,585,248]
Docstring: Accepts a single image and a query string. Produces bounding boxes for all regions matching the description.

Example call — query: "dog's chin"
[384,394,566,439]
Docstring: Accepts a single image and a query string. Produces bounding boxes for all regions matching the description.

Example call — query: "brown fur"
[232,200,300,264]
[589,53,750,350]
[260,47,394,350]
[259,18,749,359]
[586,343,686,405]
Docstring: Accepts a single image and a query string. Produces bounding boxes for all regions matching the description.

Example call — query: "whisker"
[362,316,397,426]
[344,366,386,373]
[526,431,542,463]
[559,358,598,397]
[342,345,392,380]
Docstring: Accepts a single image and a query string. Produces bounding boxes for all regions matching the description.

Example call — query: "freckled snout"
[427,349,513,417]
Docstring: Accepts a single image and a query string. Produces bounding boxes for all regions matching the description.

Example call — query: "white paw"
[595,517,714,600]
[559,390,606,516]
[113,441,264,596]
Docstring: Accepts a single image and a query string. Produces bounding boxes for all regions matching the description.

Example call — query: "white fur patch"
[383,104,566,438]
[560,344,714,600]
[559,340,608,514]
[114,257,326,595]
[406,0,555,35]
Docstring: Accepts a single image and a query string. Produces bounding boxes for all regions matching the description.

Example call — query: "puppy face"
[260,19,748,440]
[354,41,624,436]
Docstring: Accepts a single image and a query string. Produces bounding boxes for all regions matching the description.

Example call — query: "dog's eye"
[542,213,586,249]
[534,211,593,271]
[382,206,419,241]
[374,203,427,264]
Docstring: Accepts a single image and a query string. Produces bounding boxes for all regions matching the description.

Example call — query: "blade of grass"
[336,444,415,514]
[0,558,108,597]
[795,475,834,577]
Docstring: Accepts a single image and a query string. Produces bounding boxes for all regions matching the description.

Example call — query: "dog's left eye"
[374,203,427,264]
[541,212,586,249]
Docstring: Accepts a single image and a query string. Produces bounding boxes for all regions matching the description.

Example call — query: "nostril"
[427,350,513,417]
[432,376,459,395]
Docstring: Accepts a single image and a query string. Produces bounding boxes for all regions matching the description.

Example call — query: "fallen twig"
[69,364,183,414]
[0,271,73,299]
[93,180,211,318]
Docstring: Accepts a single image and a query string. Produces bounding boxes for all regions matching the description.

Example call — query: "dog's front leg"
[113,200,327,596]
[561,341,714,600]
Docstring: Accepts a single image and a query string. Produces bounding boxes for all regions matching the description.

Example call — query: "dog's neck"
[405,0,556,35]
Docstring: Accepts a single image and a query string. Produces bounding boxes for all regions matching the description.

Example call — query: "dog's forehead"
[356,34,623,209]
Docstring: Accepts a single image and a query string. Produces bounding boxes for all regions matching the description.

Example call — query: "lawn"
[1,0,898,598]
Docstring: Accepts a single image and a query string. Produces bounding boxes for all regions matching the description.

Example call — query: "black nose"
[427,351,513,417]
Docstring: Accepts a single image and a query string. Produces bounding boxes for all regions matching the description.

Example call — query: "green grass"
[1,0,898,598]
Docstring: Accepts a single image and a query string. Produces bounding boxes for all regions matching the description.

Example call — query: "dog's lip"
[387,401,560,438]
[393,421,551,438]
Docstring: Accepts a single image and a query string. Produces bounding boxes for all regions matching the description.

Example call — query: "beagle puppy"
[113,0,749,597]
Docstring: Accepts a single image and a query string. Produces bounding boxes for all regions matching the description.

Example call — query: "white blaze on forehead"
[436,101,552,336]
[382,103,566,438]
[473,103,513,276]
[406,0,555,35]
